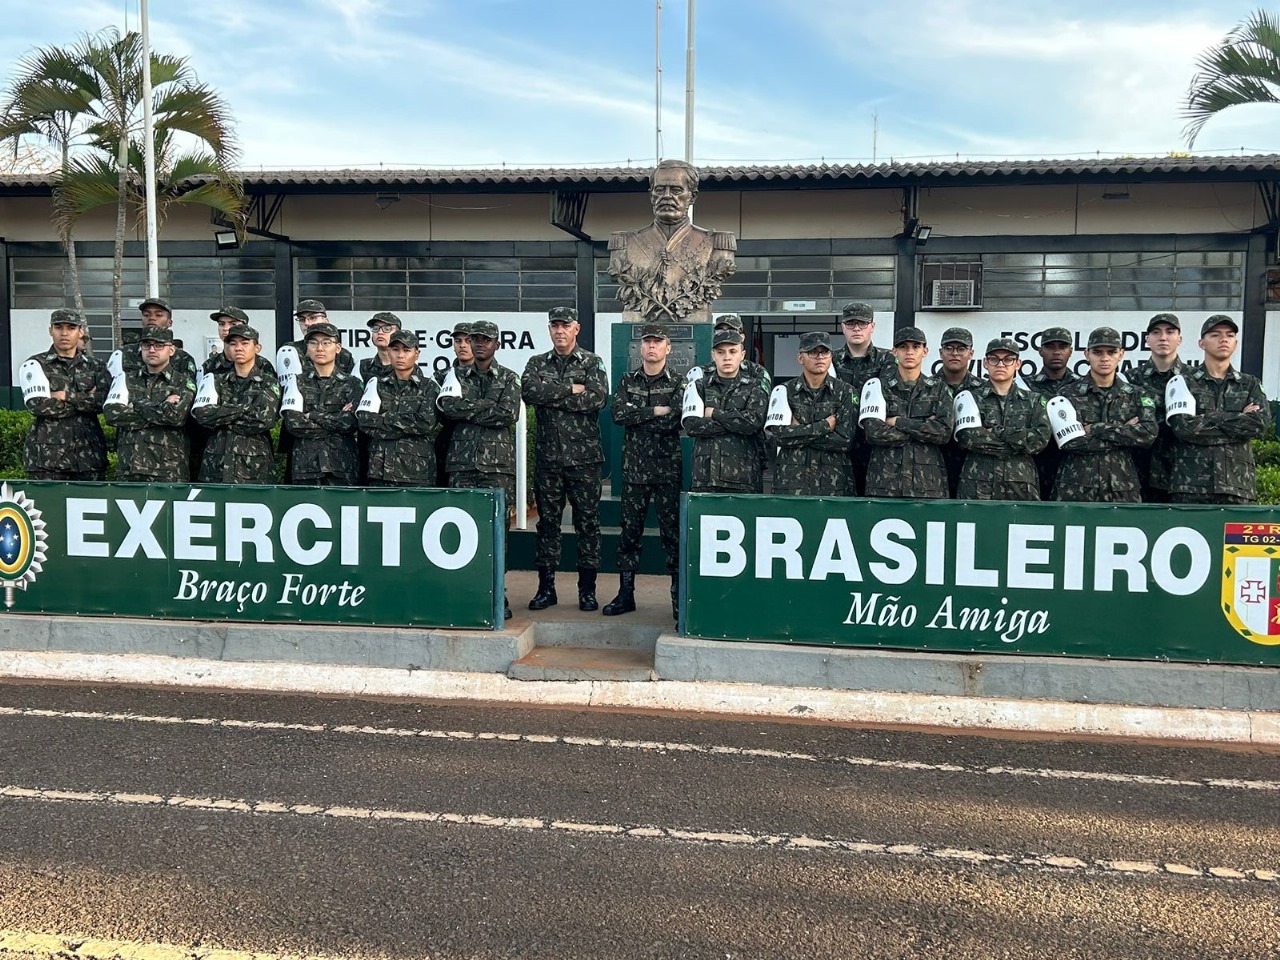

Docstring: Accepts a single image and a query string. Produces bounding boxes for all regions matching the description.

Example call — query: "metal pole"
[655,0,663,164]
[684,0,695,162]
[140,0,160,297]
[515,401,529,530]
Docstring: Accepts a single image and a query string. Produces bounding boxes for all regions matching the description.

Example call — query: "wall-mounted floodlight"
[214,229,239,250]
[915,225,933,245]
[375,193,400,210]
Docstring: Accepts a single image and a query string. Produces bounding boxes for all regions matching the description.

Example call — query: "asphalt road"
[0,680,1277,960]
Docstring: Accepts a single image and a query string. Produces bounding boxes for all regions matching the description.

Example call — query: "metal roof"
[3,155,1280,195]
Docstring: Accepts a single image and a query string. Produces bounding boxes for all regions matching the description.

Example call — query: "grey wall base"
[0,615,534,674]
[655,635,1280,712]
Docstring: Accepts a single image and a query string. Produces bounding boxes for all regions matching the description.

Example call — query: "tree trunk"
[59,144,85,317]
[111,134,128,348]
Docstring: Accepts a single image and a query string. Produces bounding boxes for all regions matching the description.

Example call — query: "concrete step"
[505,569,674,650]
[508,645,656,682]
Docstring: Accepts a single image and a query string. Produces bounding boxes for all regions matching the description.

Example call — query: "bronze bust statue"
[608,159,736,324]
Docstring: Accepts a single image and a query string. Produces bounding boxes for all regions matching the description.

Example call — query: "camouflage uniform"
[833,344,894,495]
[360,355,393,382]
[1127,357,1192,500]
[104,364,196,483]
[940,371,985,498]
[356,371,441,486]
[439,360,522,529]
[1054,379,1158,502]
[1168,365,1272,503]
[23,347,111,480]
[521,346,609,570]
[767,373,855,496]
[191,359,281,484]
[863,373,953,498]
[954,384,1051,500]
[612,362,684,572]
[434,358,471,486]
[283,369,363,485]
[684,373,768,493]
[1024,370,1080,502]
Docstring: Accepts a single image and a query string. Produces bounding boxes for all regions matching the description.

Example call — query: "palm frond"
[1185,10,1280,146]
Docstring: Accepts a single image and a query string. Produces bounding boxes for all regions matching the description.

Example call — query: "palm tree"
[5,28,244,346]
[1185,9,1280,147]
[0,42,96,314]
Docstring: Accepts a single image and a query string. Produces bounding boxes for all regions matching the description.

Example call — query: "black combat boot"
[528,567,557,610]
[577,567,599,612]
[670,573,679,621]
[602,570,637,616]
[504,593,512,620]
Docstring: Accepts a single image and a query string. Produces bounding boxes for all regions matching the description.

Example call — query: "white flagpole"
[140,0,160,298]
[685,0,695,163]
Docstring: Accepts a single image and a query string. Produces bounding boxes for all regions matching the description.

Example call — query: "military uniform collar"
[1193,364,1239,381]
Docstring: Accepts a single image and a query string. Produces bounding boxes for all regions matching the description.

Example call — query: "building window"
[295,256,576,312]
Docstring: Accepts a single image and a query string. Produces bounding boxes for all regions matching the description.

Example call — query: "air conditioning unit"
[930,279,976,309]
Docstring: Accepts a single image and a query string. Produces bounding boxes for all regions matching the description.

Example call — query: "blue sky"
[3,0,1280,170]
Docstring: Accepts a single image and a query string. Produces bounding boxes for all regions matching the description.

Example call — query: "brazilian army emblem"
[1221,522,1280,645]
[0,482,48,609]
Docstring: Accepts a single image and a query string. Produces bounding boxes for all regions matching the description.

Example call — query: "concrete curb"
[0,650,1276,746]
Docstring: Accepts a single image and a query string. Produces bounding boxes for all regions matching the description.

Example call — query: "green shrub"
[0,409,31,476]
[1252,439,1280,468]
[1257,465,1280,505]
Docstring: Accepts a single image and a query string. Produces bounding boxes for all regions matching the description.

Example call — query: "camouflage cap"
[138,326,175,344]
[139,296,172,313]
[387,329,419,349]
[450,320,473,336]
[303,322,341,341]
[294,299,327,316]
[1087,326,1123,349]
[1040,326,1072,345]
[209,305,249,323]
[798,331,831,353]
[985,337,1020,356]
[940,326,973,347]
[548,306,578,324]
[840,302,874,323]
[712,329,745,347]
[1200,314,1238,336]
[892,326,927,346]
[49,308,86,327]
[366,311,402,328]
[1146,312,1180,333]
[640,323,670,340]
[470,319,499,340]
[713,313,744,331]
[225,323,260,342]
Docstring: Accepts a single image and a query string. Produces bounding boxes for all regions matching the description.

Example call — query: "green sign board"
[683,494,1280,666]
[0,481,502,629]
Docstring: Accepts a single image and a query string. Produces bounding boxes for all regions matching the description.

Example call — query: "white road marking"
[0,704,1275,792]
[0,928,358,960]
[0,783,1273,885]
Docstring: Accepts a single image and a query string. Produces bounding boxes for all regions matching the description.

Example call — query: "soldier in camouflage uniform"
[864,327,953,498]
[121,296,198,382]
[357,330,441,487]
[104,327,196,483]
[603,323,684,618]
[204,307,276,377]
[766,332,854,497]
[831,301,894,495]
[360,312,401,382]
[704,314,770,387]
[521,306,610,611]
[287,299,355,375]
[954,338,1051,500]
[23,308,110,480]
[684,329,768,493]
[434,320,474,487]
[438,319,521,619]
[1024,326,1081,501]
[282,322,363,486]
[1168,316,1273,504]
[937,326,984,498]
[191,324,281,484]
[1054,327,1157,502]
[1128,313,1192,502]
